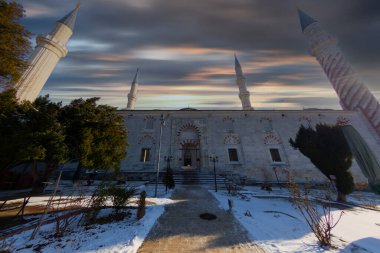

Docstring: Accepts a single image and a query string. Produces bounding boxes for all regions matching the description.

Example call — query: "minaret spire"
[57,3,80,31]
[297,9,317,32]
[13,5,79,102]
[234,55,253,110]
[299,9,380,136]
[127,68,139,110]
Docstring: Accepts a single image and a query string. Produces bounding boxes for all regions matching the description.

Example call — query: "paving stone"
[138,186,265,253]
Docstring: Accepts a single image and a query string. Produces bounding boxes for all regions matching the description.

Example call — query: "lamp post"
[154,114,165,197]
[209,154,218,192]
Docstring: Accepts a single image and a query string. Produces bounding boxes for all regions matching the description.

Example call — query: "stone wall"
[120,109,378,184]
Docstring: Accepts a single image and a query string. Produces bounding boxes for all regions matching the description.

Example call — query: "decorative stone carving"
[176,123,201,137]
[263,131,282,145]
[223,134,241,145]
[336,116,351,126]
[298,116,312,125]
[223,116,234,122]
[144,115,154,121]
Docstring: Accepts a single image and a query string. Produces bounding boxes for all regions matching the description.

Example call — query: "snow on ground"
[1,181,169,209]
[1,184,174,253]
[211,186,380,253]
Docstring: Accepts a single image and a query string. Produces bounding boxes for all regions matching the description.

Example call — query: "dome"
[180,107,198,111]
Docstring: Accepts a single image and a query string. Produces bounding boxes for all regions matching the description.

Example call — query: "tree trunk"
[31,159,38,183]
[44,162,58,180]
[72,161,82,183]
[337,191,347,202]
[31,159,44,193]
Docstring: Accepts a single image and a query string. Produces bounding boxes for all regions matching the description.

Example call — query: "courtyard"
[1,182,379,253]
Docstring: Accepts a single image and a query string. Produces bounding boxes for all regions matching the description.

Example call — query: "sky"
[16,0,380,110]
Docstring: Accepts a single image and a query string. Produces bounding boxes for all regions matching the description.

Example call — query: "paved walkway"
[138,186,265,253]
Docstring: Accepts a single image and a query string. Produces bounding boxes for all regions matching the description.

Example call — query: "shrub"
[85,184,108,223]
[335,172,354,200]
[287,176,343,248]
[163,167,175,191]
[85,184,136,223]
[108,185,136,214]
[53,185,87,237]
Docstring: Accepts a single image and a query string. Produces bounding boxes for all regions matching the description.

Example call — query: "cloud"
[16,0,380,109]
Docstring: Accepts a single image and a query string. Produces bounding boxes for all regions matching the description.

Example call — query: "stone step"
[151,171,227,186]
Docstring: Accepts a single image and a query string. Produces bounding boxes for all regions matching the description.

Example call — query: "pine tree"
[25,95,68,192]
[0,1,31,87]
[289,124,354,202]
[0,89,28,171]
[0,91,68,191]
[59,98,128,181]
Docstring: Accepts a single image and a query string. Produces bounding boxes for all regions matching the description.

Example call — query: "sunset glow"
[18,0,380,110]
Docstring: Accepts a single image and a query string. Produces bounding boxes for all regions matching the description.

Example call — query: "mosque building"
[14,6,380,184]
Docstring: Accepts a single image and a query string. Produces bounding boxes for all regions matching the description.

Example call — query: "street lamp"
[209,154,218,192]
[155,114,165,197]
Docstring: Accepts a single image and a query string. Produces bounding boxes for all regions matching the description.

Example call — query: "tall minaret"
[13,5,80,102]
[298,9,380,135]
[235,55,253,110]
[127,69,139,110]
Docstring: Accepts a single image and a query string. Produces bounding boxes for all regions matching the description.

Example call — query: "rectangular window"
[228,148,239,162]
[270,148,282,162]
[140,148,151,162]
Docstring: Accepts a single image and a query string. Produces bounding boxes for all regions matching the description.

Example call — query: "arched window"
[260,117,272,131]
[144,116,154,130]
[223,116,234,133]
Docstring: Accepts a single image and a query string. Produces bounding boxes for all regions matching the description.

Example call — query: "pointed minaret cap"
[57,3,80,31]
[132,68,139,84]
[234,54,241,68]
[297,9,317,32]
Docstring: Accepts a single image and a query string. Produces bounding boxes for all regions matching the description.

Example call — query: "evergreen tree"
[59,98,128,181]
[0,91,67,191]
[0,89,29,171]
[0,0,31,87]
[289,124,354,202]
[24,95,68,191]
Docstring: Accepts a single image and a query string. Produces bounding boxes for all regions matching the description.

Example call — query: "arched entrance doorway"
[181,141,200,169]
[178,124,201,170]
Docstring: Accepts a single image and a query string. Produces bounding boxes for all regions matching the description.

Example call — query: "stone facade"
[120,109,376,184]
